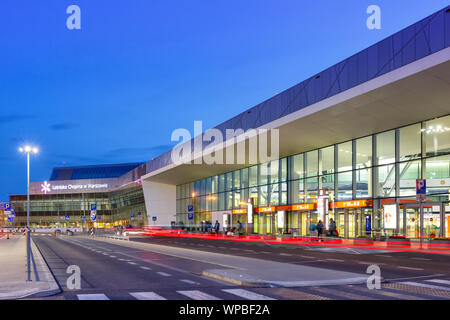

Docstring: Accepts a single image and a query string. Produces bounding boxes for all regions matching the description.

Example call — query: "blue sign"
[5,203,11,210]
[188,213,194,221]
[97,216,101,221]
[131,213,135,219]
[152,216,157,222]
[7,217,13,223]
[91,204,97,211]
[65,216,70,221]
[365,215,371,235]
[188,205,193,212]
[90,211,97,221]
[80,216,86,221]
[416,179,426,201]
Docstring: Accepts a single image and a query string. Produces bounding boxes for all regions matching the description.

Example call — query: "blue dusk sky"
[0,0,448,200]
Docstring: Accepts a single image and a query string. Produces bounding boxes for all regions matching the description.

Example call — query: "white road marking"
[180,279,198,285]
[140,266,152,270]
[397,266,424,271]
[109,256,116,258]
[177,290,221,300]
[279,253,292,256]
[326,259,344,262]
[222,289,276,300]
[374,255,392,258]
[426,279,450,286]
[401,282,450,292]
[128,262,137,265]
[130,292,167,300]
[300,255,315,259]
[358,261,385,265]
[410,257,431,261]
[157,272,171,277]
[77,294,109,300]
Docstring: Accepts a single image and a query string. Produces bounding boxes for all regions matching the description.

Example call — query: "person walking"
[316,220,324,238]
[236,220,242,235]
[329,218,337,237]
[214,220,220,234]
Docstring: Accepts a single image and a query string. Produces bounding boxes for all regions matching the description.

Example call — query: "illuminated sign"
[232,209,246,214]
[331,200,372,209]
[383,204,397,229]
[277,211,285,228]
[41,181,51,194]
[255,206,276,213]
[277,204,315,211]
[247,198,254,223]
[40,181,109,194]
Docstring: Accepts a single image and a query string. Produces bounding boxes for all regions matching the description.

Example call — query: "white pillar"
[142,180,176,227]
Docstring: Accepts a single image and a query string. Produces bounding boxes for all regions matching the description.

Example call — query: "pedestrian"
[316,220,324,238]
[236,220,243,235]
[214,220,220,234]
[329,218,337,237]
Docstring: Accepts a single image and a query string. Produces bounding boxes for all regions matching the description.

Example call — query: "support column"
[142,179,177,227]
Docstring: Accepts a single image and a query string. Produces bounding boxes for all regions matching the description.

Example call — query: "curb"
[202,271,378,288]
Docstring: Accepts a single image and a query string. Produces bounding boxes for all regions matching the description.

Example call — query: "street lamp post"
[19,145,38,282]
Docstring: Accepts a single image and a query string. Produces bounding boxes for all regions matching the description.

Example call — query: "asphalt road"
[30,234,450,300]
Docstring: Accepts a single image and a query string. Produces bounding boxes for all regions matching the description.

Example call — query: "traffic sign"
[65,216,70,221]
[131,213,135,220]
[416,179,426,201]
[80,216,86,221]
[152,216,157,222]
[188,205,193,212]
[90,203,97,221]
[188,213,194,220]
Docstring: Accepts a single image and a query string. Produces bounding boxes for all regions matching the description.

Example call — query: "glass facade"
[176,114,450,238]
[9,185,147,229]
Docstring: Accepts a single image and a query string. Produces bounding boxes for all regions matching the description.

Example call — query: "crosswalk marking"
[177,290,221,300]
[310,286,376,300]
[180,279,198,285]
[128,262,137,265]
[130,292,167,300]
[426,279,450,286]
[260,288,330,300]
[77,294,109,300]
[348,285,425,300]
[397,266,424,271]
[157,272,171,277]
[140,266,152,270]
[401,282,450,292]
[326,259,344,262]
[222,289,276,300]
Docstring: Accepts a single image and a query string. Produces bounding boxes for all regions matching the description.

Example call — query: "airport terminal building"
[9,7,450,239]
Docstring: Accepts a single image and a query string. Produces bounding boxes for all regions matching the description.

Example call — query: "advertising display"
[383,204,397,229]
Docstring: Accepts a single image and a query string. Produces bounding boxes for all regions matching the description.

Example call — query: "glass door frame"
[401,202,444,238]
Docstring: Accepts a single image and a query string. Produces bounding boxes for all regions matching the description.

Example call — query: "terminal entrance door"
[402,202,444,239]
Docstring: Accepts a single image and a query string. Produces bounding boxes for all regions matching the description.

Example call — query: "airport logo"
[41,181,51,194]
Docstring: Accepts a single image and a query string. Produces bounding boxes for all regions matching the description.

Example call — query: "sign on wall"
[383,204,397,229]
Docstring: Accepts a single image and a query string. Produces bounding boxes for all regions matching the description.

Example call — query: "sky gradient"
[0,0,448,200]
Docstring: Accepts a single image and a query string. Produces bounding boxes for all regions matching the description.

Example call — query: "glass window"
[211,176,218,194]
[225,172,233,191]
[426,155,450,195]
[218,174,225,193]
[280,182,287,205]
[399,160,421,197]
[306,151,318,177]
[337,141,352,172]
[259,162,269,185]
[399,123,421,161]
[320,146,334,175]
[280,158,287,182]
[377,130,395,165]
[241,168,249,189]
[270,160,279,183]
[249,166,258,187]
[289,180,305,204]
[356,169,371,198]
[376,165,396,197]
[233,190,241,208]
[356,136,372,169]
[289,154,304,180]
[218,192,225,211]
[320,174,334,192]
[269,184,279,206]
[426,155,450,179]
[305,177,318,201]
[233,170,240,189]
[259,185,269,207]
[337,172,352,200]
[424,115,450,157]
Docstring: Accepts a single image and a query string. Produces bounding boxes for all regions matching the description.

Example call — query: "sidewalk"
[0,234,60,300]
[80,235,371,287]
